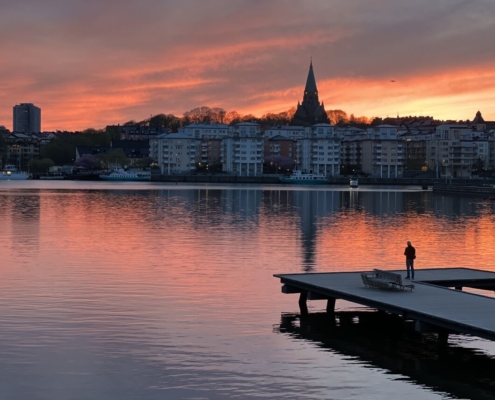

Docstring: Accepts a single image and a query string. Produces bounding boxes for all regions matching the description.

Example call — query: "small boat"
[279,170,327,185]
[0,164,30,180]
[350,178,359,188]
[99,168,150,181]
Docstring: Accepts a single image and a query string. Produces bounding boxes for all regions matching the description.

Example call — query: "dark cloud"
[1,0,495,130]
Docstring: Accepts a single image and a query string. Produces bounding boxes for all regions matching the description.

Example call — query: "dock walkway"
[274,268,495,341]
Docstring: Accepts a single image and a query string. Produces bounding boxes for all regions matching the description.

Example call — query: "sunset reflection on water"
[0,183,494,399]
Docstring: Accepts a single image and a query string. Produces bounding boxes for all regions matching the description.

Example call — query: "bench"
[361,269,414,291]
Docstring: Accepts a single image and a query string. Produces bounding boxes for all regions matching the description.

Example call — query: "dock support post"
[326,297,336,313]
[438,330,449,347]
[298,292,308,316]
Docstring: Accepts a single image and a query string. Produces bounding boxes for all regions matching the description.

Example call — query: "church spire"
[291,60,330,126]
[304,59,318,94]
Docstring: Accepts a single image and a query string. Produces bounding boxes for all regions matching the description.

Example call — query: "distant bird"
[390,80,396,82]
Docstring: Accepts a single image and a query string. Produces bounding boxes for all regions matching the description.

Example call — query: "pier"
[274,268,495,342]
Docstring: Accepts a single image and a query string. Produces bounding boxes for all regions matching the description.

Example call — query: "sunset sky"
[1,0,495,131]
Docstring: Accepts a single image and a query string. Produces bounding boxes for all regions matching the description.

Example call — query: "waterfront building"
[335,126,367,140]
[360,139,404,177]
[13,103,41,134]
[222,122,263,176]
[366,124,399,139]
[111,140,150,165]
[291,61,330,126]
[76,146,112,160]
[264,135,296,160]
[2,132,41,170]
[198,139,223,169]
[105,124,166,141]
[263,125,308,140]
[294,124,341,176]
[341,139,362,174]
[179,123,229,139]
[403,139,428,171]
[425,124,477,177]
[151,133,197,175]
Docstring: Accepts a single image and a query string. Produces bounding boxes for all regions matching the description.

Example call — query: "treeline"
[119,106,374,132]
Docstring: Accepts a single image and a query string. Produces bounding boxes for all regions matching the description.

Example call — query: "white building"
[294,124,341,176]
[179,123,229,139]
[426,125,477,177]
[473,140,491,169]
[222,122,263,176]
[151,133,197,174]
[366,124,399,139]
[13,103,41,133]
[264,125,308,140]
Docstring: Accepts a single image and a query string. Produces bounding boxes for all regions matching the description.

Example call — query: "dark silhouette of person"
[404,241,416,279]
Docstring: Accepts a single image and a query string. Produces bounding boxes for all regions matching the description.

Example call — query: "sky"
[1,0,495,131]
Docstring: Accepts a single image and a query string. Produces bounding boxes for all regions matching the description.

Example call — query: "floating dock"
[274,268,495,342]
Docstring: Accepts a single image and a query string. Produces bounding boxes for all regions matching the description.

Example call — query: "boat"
[279,170,328,185]
[99,168,151,181]
[0,164,30,180]
[350,178,359,188]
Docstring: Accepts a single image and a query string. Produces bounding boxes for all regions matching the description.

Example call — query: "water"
[1,181,495,399]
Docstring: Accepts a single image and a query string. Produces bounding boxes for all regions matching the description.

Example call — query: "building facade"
[222,123,263,176]
[13,103,41,133]
[151,133,197,174]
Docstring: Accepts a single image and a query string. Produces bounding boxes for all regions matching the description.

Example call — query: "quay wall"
[152,174,493,186]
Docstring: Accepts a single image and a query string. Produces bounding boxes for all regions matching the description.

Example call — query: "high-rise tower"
[291,61,330,126]
[13,103,41,133]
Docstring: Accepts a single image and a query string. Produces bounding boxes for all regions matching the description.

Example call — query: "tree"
[183,106,217,124]
[103,148,129,168]
[134,157,154,168]
[42,140,77,165]
[224,111,242,125]
[327,110,348,125]
[29,158,55,173]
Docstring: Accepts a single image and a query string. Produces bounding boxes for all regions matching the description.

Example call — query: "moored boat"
[0,164,30,180]
[99,168,150,181]
[279,170,327,185]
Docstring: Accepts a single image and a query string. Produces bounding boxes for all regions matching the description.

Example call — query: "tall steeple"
[291,60,330,126]
[305,60,318,94]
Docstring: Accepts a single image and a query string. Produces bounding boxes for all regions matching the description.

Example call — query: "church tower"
[291,61,330,126]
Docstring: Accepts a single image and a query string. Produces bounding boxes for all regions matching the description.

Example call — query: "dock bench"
[361,269,414,291]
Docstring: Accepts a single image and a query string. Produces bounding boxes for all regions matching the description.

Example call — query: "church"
[291,61,330,126]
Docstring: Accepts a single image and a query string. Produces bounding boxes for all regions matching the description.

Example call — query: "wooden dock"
[274,268,495,342]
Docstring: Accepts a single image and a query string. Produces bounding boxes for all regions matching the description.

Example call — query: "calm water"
[1,181,495,400]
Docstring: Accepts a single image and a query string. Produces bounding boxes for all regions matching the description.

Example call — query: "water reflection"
[278,311,495,400]
[1,185,495,399]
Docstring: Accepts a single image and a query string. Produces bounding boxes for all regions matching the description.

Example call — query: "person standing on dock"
[404,241,416,279]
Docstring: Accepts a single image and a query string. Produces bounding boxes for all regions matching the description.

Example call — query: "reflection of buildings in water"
[341,190,406,215]
[222,189,263,220]
[10,194,40,255]
[294,191,341,272]
[278,311,495,399]
[154,188,263,227]
[433,194,495,218]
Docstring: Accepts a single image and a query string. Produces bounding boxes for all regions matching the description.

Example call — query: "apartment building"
[151,133,197,174]
[222,122,263,176]
[13,103,41,134]
[284,124,340,176]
